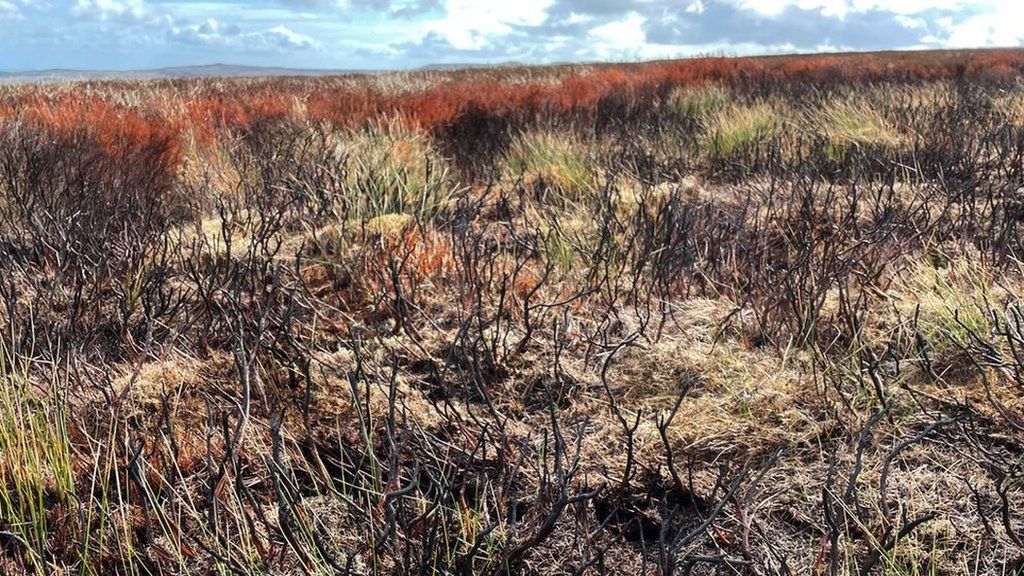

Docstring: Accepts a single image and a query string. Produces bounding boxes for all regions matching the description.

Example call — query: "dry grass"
[992,92,1024,127]
[501,128,600,203]
[670,84,732,118]
[812,98,903,155]
[703,100,787,156]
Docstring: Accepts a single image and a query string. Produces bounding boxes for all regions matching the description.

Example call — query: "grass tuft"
[502,129,599,202]
[813,97,903,157]
[703,101,785,156]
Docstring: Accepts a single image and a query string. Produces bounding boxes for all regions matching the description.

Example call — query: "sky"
[1,0,1024,71]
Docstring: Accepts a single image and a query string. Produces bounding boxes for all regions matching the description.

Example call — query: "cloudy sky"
[0,0,1022,71]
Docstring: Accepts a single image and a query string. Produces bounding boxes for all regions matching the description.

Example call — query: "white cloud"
[169,18,321,51]
[274,0,343,8]
[72,0,151,22]
[725,0,970,19]
[700,0,1024,51]
[267,0,441,13]
[564,11,593,24]
[726,0,849,18]
[263,24,320,49]
[588,12,645,57]
[910,2,1024,48]
[0,0,21,19]
[894,14,926,29]
[428,0,552,50]
[0,0,40,20]
[845,0,965,15]
[946,15,1024,48]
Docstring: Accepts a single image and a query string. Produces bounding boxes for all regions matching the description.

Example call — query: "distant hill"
[154,64,370,78]
[0,63,373,82]
[415,62,515,72]
[0,62,537,82]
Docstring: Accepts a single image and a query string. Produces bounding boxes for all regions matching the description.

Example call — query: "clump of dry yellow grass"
[333,118,459,220]
[812,97,903,155]
[671,84,732,118]
[703,101,787,156]
[992,92,1024,126]
[895,252,996,354]
[501,129,600,202]
[307,348,444,429]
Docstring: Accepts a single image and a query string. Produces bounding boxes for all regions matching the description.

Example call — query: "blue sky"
[1,0,1022,71]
